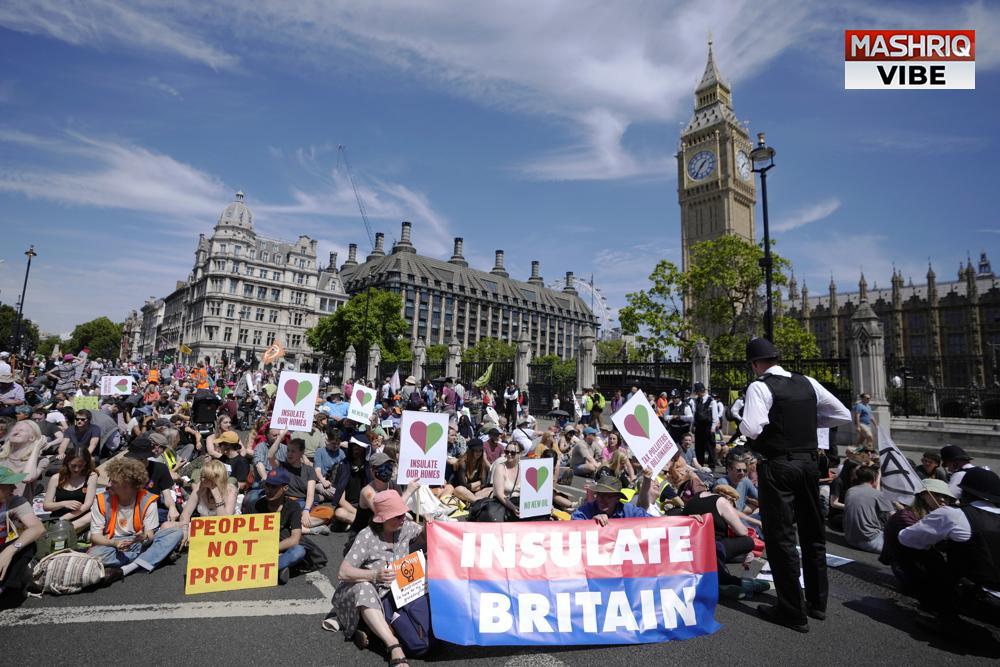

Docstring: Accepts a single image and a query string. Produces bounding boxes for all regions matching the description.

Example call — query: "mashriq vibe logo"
[845,29,975,89]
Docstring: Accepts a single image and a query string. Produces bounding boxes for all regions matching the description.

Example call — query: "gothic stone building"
[136,192,348,369]
[338,221,596,360]
[781,253,1000,388]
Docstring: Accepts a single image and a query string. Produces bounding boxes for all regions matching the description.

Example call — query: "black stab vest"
[752,372,818,457]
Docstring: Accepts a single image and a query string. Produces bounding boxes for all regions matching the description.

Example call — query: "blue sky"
[0,1,997,335]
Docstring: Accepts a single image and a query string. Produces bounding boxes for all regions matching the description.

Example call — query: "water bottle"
[47,518,77,553]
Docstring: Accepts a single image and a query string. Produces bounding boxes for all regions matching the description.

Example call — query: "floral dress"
[330,519,424,638]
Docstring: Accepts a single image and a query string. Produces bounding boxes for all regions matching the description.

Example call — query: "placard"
[390,551,427,608]
[347,383,377,424]
[72,395,99,412]
[185,513,279,594]
[518,458,554,518]
[610,391,678,476]
[428,517,719,646]
[817,428,829,450]
[269,371,320,432]
[100,375,134,396]
[397,410,448,485]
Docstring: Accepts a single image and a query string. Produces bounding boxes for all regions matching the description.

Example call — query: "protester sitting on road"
[314,425,346,502]
[88,457,183,583]
[828,446,871,530]
[897,467,1000,632]
[482,428,505,465]
[878,478,957,593]
[177,460,238,540]
[446,424,467,469]
[205,414,235,460]
[683,482,769,600]
[539,448,575,511]
[43,446,98,533]
[332,489,427,667]
[349,453,420,537]
[0,466,46,604]
[572,466,653,525]
[252,467,305,584]
[716,450,758,513]
[449,439,490,504]
[253,427,288,485]
[915,451,947,481]
[490,442,524,520]
[124,434,181,523]
[608,450,636,488]
[328,434,371,529]
[169,413,202,459]
[215,431,250,491]
[0,419,48,496]
[569,428,601,477]
[843,466,893,553]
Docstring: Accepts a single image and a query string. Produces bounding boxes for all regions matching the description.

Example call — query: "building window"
[255,307,265,322]
[231,261,240,274]
[296,273,304,285]
[206,326,216,341]
[243,284,254,297]
[293,291,303,305]
[269,309,278,323]
[261,251,268,261]
[229,279,238,294]
[225,304,235,318]
[266,331,276,345]
[208,301,221,316]
[253,330,262,345]
[245,264,253,276]
[213,259,226,271]
[223,326,233,342]
[248,248,256,259]
[293,312,303,326]
[271,288,281,302]
[239,328,248,344]
[273,271,281,281]
[320,297,327,312]
[240,305,251,319]
[257,286,267,300]
[220,243,227,254]
[290,334,302,348]
[210,278,223,292]
[259,268,268,278]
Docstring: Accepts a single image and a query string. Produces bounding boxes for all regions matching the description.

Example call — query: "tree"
[307,289,409,361]
[534,353,577,392]
[0,303,40,354]
[67,317,122,360]
[461,337,516,362]
[37,335,62,359]
[617,260,688,359]
[425,344,449,363]
[596,338,645,363]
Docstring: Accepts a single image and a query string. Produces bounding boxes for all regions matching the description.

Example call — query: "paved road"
[3,523,997,666]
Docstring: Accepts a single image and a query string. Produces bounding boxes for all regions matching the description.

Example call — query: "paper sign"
[518,458,554,518]
[185,513,279,594]
[485,406,500,426]
[610,391,678,476]
[100,375,134,396]
[270,371,320,432]
[817,428,829,450]
[347,383,377,424]
[573,393,583,418]
[398,410,448,485]
[390,551,427,608]
[72,395,99,412]
[381,419,396,431]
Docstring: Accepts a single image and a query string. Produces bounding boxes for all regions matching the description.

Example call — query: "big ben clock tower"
[678,41,756,273]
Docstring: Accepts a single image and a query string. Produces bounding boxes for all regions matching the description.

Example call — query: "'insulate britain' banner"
[427,517,720,646]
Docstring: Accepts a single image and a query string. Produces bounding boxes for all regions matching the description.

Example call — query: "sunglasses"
[505,449,520,455]
[75,418,88,423]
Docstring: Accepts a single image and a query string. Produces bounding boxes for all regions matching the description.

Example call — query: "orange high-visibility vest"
[95,489,159,538]
[148,369,160,384]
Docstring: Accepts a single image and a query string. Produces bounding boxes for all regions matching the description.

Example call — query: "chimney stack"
[393,221,416,254]
[563,271,577,294]
[344,243,358,268]
[491,250,509,277]
[368,233,386,261]
[528,260,544,285]
[449,237,468,267]
[328,252,338,270]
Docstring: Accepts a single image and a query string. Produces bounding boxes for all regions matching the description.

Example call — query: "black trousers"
[758,455,827,623]
[694,423,716,468]
[717,536,755,586]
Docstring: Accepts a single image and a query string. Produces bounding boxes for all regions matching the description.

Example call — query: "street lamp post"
[12,245,37,357]
[750,133,776,342]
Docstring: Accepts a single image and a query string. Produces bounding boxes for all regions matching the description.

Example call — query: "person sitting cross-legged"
[252,467,306,584]
[87,457,183,583]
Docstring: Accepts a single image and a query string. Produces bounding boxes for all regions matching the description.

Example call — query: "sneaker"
[309,524,331,536]
[278,567,290,585]
[756,604,809,633]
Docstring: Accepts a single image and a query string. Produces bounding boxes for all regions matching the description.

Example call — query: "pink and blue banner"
[427,517,720,646]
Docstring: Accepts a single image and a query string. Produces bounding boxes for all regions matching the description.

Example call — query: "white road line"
[0,572,337,628]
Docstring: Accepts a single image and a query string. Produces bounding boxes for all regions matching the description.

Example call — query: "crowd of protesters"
[0,344,997,663]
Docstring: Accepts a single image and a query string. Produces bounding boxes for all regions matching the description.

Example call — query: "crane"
[337,144,375,251]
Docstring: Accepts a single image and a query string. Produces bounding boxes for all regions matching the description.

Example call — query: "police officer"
[739,338,851,632]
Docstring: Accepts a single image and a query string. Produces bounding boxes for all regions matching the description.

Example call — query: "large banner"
[876,423,923,505]
[428,517,719,646]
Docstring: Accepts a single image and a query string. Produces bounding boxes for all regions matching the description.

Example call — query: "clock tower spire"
[677,40,756,273]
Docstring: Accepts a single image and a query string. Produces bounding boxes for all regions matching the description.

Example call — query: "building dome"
[217,190,254,230]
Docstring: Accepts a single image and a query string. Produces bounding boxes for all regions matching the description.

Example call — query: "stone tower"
[677,41,757,273]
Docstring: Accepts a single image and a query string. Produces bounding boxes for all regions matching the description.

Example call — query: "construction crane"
[337,144,375,250]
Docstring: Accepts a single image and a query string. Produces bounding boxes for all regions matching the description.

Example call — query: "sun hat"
[0,372,14,383]
[592,469,626,496]
[372,490,409,523]
[920,478,956,500]
[63,354,75,361]
[405,375,417,385]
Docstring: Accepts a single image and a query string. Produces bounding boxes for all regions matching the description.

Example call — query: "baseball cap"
[264,467,292,486]
[369,452,392,467]
[217,431,240,445]
[583,427,598,435]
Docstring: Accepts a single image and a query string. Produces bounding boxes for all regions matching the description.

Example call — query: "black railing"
[595,361,691,398]
[377,360,412,381]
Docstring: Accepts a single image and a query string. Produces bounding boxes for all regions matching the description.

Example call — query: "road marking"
[0,572,336,627]
[505,656,568,667]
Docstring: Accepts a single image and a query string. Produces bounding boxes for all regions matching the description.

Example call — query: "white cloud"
[146,76,182,99]
[977,228,1000,234]
[773,197,841,233]
[0,0,240,70]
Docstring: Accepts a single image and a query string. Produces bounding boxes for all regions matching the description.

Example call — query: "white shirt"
[739,365,851,440]
[511,427,536,452]
[948,463,986,500]
[899,501,1000,549]
[730,397,745,420]
[712,399,726,422]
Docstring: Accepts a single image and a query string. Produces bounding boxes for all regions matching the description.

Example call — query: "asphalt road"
[2,522,998,667]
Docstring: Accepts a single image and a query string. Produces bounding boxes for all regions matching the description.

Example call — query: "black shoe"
[757,604,809,633]
[807,607,826,621]
[278,567,290,585]
[100,567,124,587]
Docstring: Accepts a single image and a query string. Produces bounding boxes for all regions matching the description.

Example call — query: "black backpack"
[406,391,425,411]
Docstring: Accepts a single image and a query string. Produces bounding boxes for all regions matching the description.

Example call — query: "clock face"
[687,151,716,180]
[736,151,751,180]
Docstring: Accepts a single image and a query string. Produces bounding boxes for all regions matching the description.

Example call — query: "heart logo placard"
[623,404,650,440]
[525,466,549,492]
[409,420,444,454]
[283,379,313,405]
[115,379,130,393]
[358,390,373,407]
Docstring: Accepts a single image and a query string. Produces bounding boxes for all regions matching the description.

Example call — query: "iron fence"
[595,361,691,398]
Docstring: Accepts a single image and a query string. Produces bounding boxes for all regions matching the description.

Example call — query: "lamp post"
[750,133,776,342]
[12,245,37,356]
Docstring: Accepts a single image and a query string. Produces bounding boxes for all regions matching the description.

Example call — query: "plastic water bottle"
[47,519,77,552]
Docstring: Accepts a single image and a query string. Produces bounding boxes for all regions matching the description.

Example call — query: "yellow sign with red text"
[185,513,279,595]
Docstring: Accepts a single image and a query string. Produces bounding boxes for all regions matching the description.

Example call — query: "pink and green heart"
[282,379,314,405]
[409,420,444,454]
[525,466,549,492]
[357,390,373,407]
[623,404,650,440]
[114,379,130,393]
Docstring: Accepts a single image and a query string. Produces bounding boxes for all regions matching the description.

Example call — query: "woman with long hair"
[0,420,48,496]
[449,440,490,504]
[42,446,98,532]
[205,414,234,459]
[177,460,238,546]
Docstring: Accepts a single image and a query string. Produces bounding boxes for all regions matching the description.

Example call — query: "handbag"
[32,549,105,595]
[467,497,508,523]
[381,592,432,657]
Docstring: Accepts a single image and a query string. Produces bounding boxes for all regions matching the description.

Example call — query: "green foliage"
[37,335,62,359]
[461,337,516,362]
[425,343,449,363]
[306,289,409,360]
[67,317,122,360]
[618,260,687,360]
[0,303,40,353]
[596,338,645,363]
[773,316,821,360]
[535,353,577,391]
